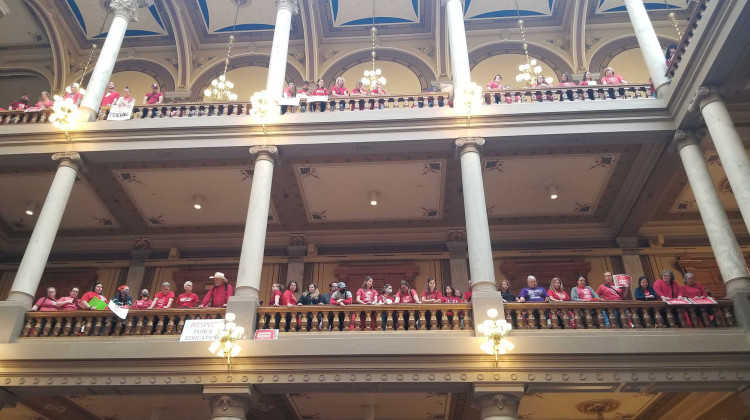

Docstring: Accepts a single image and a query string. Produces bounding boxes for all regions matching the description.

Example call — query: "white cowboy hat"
[209,272,227,281]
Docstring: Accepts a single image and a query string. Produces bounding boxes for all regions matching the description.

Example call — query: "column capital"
[472,385,524,419]
[249,145,279,164]
[107,0,150,22]
[441,0,465,7]
[670,129,704,152]
[689,86,724,113]
[275,0,299,14]
[51,152,83,171]
[455,137,485,156]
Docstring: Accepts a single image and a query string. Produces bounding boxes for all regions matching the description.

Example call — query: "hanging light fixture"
[477,308,514,367]
[25,201,39,216]
[208,312,245,369]
[193,195,205,210]
[513,0,551,87]
[360,0,386,89]
[663,0,682,38]
[369,191,379,206]
[204,0,244,102]
[548,185,559,200]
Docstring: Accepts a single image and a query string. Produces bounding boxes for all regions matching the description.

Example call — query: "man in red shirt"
[149,282,175,309]
[101,81,120,107]
[143,83,164,105]
[199,272,234,308]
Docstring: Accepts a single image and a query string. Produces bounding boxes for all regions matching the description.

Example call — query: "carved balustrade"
[666,0,710,77]
[504,300,735,330]
[256,303,473,333]
[0,109,53,124]
[20,308,226,338]
[483,84,653,105]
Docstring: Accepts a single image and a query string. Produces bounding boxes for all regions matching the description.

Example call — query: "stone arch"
[588,35,679,74]
[0,67,52,86]
[320,48,437,92]
[78,59,177,92]
[469,42,574,80]
[189,54,304,101]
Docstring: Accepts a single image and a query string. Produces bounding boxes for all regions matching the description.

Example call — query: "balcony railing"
[483,84,652,104]
[20,308,226,337]
[257,303,473,333]
[504,300,735,330]
[666,0,710,78]
[19,299,733,338]
[0,109,53,125]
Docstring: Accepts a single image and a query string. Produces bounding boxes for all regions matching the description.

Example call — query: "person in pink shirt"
[282,281,299,306]
[35,91,54,108]
[355,275,378,329]
[80,282,108,310]
[330,77,349,111]
[149,282,175,309]
[548,277,575,328]
[58,288,84,311]
[654,269,682,300]
[681,272,708,298]
[100,81,120,107]
[63,83,83,106]
[395,280,421,330]
[420,278,442,330]
[199,272,234,308]
[531,75,554,101]
[177,281,200,308]
[31,287,60,311]
[596,272,630,328]
[557,73,577,101]
[487,74,504,90]
[310,78,329,112]
[601,67,628,99]
[442,284,464,329]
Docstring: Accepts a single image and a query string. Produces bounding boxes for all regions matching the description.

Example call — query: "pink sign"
[665,297,692,305]
[690,297,717,305]
[613,274,631,288]
[254,329,279,340]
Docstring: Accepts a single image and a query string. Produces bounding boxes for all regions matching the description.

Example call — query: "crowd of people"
[30,272,233,312]
[2,81,156,112]
[281,76,389,113]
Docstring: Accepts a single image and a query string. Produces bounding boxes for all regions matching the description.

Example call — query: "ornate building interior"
[0,0,749,419]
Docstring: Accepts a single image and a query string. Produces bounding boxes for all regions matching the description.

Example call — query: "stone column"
[673,130,750,330]
[204,386,259,420]
[125,242,152,291]
[266,0,298,97]
[446,237,469,290]
[623,0,670,95]
[692,86,750,233]
[616,237,646,297]
[456,137,501,331]
[78,0,149,121]
[473,385,524,420]
[230,146,278,332]
[286,243,307,287]
[441,0,472,96]
[0,152,81,343]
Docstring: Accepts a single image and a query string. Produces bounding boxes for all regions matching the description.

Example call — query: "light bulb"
[212,79,218,86]
[486,308,498,319]
[230,344,241,357]
[376,68,381,75]
[225,313,236,322]
[219,74,226,81]
[480,340,495,355]
[369,191,378,206]
[204,89,212,97]
[209,341,220,354]
[226,81,234,89]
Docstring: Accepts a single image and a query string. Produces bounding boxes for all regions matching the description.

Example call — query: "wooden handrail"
[666,0,710,78]
[482,83,653,104]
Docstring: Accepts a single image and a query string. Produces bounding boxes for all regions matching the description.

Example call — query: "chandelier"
[477,308,514,367]
[208,312,245,369]
[663,0,682,38]
[513,0,550,87]
[204,0,243,101]
[360,0,386,88]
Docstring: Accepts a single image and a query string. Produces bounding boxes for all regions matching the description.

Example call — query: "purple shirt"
[519,287,549,302]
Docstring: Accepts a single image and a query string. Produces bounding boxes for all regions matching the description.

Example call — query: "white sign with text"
[179,319,225,342]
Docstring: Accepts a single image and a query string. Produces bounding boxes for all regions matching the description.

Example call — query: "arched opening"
[471,54,560,88]
[607,49,651,84]
[0,70,51,109]
[340,61,421,94]
[109,71,160,103]
[322,49,436,93]
[202,66,269,102]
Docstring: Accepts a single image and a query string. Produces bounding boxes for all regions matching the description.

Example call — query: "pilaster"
[473,385,524,420]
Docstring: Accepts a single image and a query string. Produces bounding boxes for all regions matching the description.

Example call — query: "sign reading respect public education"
[179,319,225,342]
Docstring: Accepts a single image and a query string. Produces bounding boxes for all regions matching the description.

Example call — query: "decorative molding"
[274,0,299,15]
[107,0,152,22]
[689,85,724,113]
[51,152,81,162]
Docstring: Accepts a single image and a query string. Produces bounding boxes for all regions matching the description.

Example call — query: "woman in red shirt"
[282,281,299,306]
[149,282,175,309]
[682,272,708,298]
[355,276,378,329]
[58,288,83,311]
[310,78,329,112]
[177,281,200,308]
[35,91,54,108]
[31,287,60,311]
[330,77,349,111]
[557,73,577,101]
[133,289,152,309]
[548,277,575,328]
[601,67,628,99]
[81,282,108,310]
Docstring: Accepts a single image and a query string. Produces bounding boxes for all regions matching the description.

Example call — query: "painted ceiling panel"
[65,0,168,38]
[596,0,688,14]
[198,0,277,33]
[331,0,420,27]
[0,0,47,47]
[465,0,555,19]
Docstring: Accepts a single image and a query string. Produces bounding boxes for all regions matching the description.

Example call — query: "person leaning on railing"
[557,73,577,101]
[331,281,353,331]
[281,281,300,331]
[133,289,152,309]
[682,272,709,299]
[58,288,84,311]
[177,281,200,308]
[518,275,551,327]
[548,277,576,328]
[376,284,396,331]
[395,280,421,330]
[420,278,442,330]
[570,274,608,327]
[198,272,234,308]
[330,77,349,111]
[634,276,658,301]
[80,282,108,310]
[442,284,465,329]
[31,287,60,311]
[297,283,322,331]
[596,272,632,327]
[600,67,629,99]
[654,269,682,300]
[149,282,174,309]
[111,285,133,308]
[281,81,296,115]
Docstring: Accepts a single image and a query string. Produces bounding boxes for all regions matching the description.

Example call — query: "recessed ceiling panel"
[465,0,555,19]
[595,0,688,14]
[114,167,278,227]
[331,0,420,27]
[482,154,619,218]
[0,173,117,231]
[197,0,277,33]
[295,161,445,223]
[65,0,168,38]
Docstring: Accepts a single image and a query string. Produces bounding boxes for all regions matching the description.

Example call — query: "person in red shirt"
[282,281,298,307]
[330,76,349,111]
[101,81,120,107]
[548,277,575,328]
[596,272,631,327]
[177,281,200,308]
[81,282,108,310]
[31,287,59,311]
[35,91,54,108]
[199,272,234,308]
[601,67,628,99]
[63,83,82,106]
[270,283,283,306]
[463,279,473,303]
[420,278,442,330]
[149,282,175,309]
[442,284,464,329]
[682,272,708,298]
[351,81,369,96]
[355,275,378,330]
[310,78,329,112]
[133,289,153,309]
[486,74,506,104]
[143,83,164,105]
[9,93,30,111]
[654,269,682,300]
[395,280,421,330]
[58,288,83,311]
